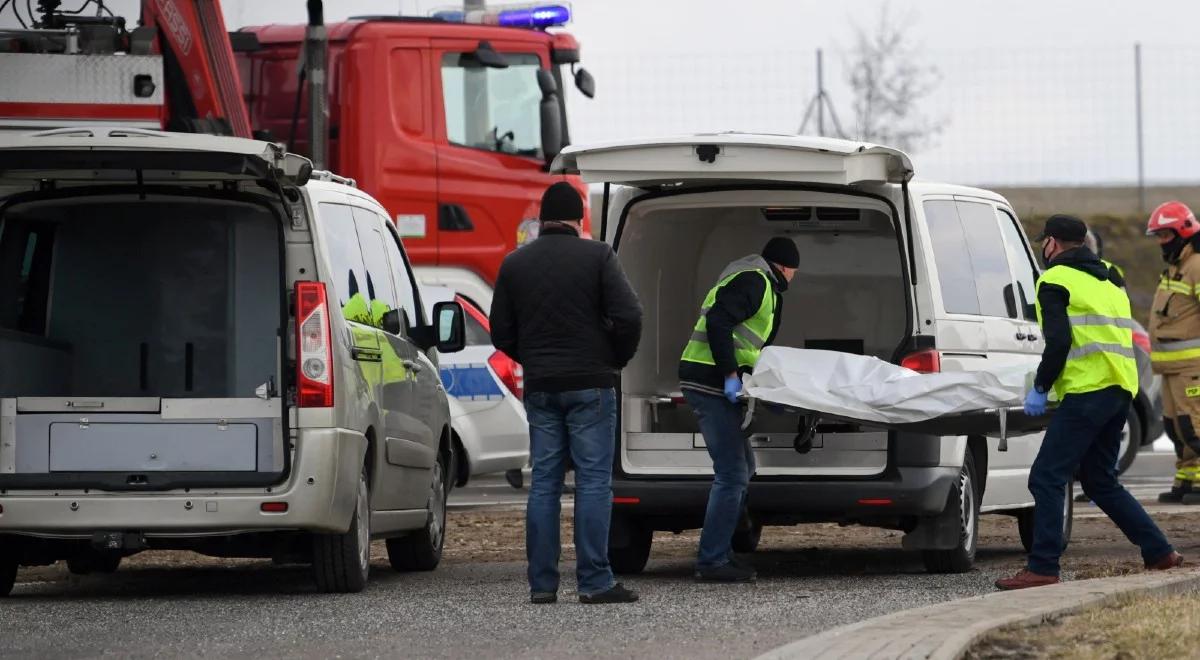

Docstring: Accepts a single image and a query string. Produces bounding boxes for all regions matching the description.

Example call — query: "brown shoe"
[995,569,1061,591]
[1146,551,1184,570]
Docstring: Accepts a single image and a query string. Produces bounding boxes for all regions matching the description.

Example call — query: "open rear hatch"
[0,127,304,490]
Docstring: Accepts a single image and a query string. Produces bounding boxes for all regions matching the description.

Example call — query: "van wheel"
[0,556,16,597]
[1017,483,1074,553]
[312,468,371,593]
[67,552,122,575]
[732,521,764,553]
[387,450,449,572]
[608,515,653,575]
[1117,407,1143,475]
[922,449,980,574]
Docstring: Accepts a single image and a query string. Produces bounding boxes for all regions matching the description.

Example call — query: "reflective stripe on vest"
[680,267,774,370]
[1152,337,1200,364]
[1035,265,1138,398]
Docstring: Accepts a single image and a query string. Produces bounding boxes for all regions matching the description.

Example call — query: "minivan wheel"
[1017,483,1074,554]
[922,450,980,574]
[731,521,764,553]
[0,556,16,597]
[66,552,122,575]
[608,515,653,575]
[312,468,371,593]
[387,450,449,572]
[1117,407,1143,476]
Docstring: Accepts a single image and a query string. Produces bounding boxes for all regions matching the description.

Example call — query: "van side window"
[350,207,398,330]
[923,200,980,315]
[316,203,371,326]
[0,221,55,335]
[956,201,1018,319]
[997,208,1040,321]
[441,52,544,158]
[381,222,422,331]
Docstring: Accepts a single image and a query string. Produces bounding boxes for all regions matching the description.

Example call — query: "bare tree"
[845,6,943,152]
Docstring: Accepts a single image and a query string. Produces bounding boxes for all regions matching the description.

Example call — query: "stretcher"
[741,348,1052,451]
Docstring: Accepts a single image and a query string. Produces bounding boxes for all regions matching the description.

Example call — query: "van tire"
[67,552,122,575]
[608,515,653,575]
[922,449,980,574]
[387,450,449,572]
[0,556,16,597]
[731,521,764,553]
[1117,407,1143,475]
[312,469,371,593]
[1017,484,1074,554]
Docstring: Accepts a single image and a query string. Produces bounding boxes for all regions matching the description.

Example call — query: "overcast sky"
[4,0,1198,185]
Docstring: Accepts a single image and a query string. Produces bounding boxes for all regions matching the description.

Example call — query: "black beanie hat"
[762,237,800,268]
[539,182,584,223]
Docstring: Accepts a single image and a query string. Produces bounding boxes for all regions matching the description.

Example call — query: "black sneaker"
[530,592,557,604]
[695,560,757,583]
[579,583,639,604]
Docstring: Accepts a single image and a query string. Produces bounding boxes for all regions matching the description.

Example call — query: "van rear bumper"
[612,466,959,524]
[0,428,366,536]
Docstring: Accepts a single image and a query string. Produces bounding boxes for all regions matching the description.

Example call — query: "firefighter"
[678,237,799,583]
[996,215,1181,590]
[1146,201,1200,504]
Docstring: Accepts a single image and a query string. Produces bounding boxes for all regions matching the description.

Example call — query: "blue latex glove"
[1024,387,1048,417]
[724,375,742,403]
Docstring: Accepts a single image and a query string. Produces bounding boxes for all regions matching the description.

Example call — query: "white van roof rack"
[309,170,357,188]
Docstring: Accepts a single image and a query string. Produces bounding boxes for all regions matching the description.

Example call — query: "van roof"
[908,180,1012,206]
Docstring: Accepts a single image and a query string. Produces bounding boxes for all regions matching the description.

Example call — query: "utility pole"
[304,0,328,169]
[798,49,845,138]
[1134,43,1146,214]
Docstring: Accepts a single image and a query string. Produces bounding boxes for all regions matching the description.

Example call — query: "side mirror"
[470,41,509,69]
[1002,283,1018,319]
[537,70,564,164]
[573,66,595,99]
[433,301,466,354]
[382,308,403,336]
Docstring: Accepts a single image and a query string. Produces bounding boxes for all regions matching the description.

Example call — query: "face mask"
[1162,234,1187,263]
[1042,241,1054,265]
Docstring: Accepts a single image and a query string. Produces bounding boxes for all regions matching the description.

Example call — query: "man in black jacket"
[490,181,643,605]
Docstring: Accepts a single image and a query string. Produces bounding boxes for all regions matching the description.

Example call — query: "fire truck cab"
[237,6,595,288]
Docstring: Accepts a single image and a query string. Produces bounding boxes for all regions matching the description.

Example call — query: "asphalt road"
[2,453,1184,660]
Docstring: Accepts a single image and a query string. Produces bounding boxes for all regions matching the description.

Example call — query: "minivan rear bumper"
[0,428,366,536]
[613,466,959,524]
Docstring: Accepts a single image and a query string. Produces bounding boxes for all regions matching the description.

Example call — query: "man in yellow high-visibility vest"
[679,237,799,584]
[997,215,1181,590]
[1146,201,1200,504]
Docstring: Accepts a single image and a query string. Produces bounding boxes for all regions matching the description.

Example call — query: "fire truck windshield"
[441,53,549,160]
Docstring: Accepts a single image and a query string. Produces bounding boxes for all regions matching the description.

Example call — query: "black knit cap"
[1036,214,1088,242]
[539,181,584,223]
[762,237,800,268]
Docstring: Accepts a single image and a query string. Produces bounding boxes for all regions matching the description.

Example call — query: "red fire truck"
[0,1,595,302]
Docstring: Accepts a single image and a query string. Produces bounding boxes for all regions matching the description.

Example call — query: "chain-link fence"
[565,45,1200,190]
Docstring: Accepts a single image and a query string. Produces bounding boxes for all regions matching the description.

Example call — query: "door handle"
[1027,332,1040,342]
[402,359,424,373]
[1015,331,1027,340]
[350,346,383,363]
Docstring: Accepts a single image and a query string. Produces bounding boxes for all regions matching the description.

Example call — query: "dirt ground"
[16,506,1200,585]
[968,592,1200,660]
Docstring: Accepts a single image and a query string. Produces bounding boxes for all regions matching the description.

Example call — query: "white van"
[0,128,466,595]
[553,133,1071,574]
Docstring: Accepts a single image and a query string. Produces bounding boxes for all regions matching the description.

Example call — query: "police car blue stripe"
[440,364,506,401]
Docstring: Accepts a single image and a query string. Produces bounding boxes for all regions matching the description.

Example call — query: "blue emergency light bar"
[432,3,571,29]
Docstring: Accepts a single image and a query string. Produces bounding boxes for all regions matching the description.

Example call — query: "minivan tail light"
[901,349,941,374]
[1132,329,1151,353]
[296,281,334,408]
[488,351,524,400]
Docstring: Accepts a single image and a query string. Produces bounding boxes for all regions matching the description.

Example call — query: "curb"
[755,568,1200,660]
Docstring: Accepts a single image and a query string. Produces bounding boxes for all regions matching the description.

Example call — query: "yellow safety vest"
[680,256,776,371]
[1035,265,1139,399]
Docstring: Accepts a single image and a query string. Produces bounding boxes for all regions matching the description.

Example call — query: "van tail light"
[488,351,524,400]
[1132,329,1151,353]
[901,349,941,374]
[295,281,334,408]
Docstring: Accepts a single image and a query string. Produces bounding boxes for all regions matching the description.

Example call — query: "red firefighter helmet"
[1147,201,1199,238]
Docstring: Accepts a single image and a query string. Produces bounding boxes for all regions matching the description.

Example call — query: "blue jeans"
[1027,386,1174,576]
[684,389,756,569]
[524,388,617,596]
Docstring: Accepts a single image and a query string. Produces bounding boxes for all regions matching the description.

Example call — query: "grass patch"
[968,592,1200,660]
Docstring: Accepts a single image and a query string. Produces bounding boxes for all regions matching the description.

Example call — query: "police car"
[420,286,529,487]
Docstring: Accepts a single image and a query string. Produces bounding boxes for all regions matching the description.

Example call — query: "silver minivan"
[553,133,1088,574]
[0,128,465,595]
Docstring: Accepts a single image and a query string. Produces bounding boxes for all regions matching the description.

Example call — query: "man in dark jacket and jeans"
[491,182,643,604]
